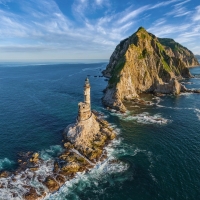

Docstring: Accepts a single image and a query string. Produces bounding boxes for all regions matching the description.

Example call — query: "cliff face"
[158,38,199,67]
[64,112,115,162]
[102,27,199,112]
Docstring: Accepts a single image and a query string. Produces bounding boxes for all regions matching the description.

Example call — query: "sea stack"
[63,78,116,162]
[102,27,199,112]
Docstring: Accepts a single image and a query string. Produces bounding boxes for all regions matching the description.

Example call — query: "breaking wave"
[0,127,132,200]
[0,158,15,171]
[40,145,63,160]
[45,127,129,200]
[195,109,200,120]
[111,111,170,125]
[0,145,63,199]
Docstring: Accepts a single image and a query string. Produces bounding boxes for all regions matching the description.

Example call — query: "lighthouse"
[84,77,91,105]
[77,78,92,121]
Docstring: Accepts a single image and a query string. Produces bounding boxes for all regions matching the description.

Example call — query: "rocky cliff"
[102,27,199,112]
[63,111,115,162]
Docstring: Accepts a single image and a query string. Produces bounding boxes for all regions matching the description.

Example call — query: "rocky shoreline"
[0,111,116,200]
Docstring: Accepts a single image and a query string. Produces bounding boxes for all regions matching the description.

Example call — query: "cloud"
[0,0,11,7]
[152,18,166,26]
[147,23,191,37]
[192,6,200,21]
[149,0,181,9]
[0,0,200,59]
[72,0,88,20]
[118,5,149,24]
[174,0,191,7]
[165,0,191,17]
[96,0,103,5]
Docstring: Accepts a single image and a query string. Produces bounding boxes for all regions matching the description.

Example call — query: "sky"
[0,0,199,61]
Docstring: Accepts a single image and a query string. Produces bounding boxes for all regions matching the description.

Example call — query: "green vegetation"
[161,59,171,72]
[158,38,182,51]
[157,42,165,52]
[141,33,146,39]
[138,48,149,59]
[109,57,125,85]
[137,26,145,31]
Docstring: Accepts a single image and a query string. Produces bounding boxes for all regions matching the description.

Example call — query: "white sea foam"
[179,92,192,96]
[181,82,193,85]
[0,123,157,200]
[40,145,63,160]
[111,111,170,125]
[0,158,15,170]
[45,127,129,200]
[0,145,63,200]
[195,108,200,120]
[130,105,140,108]
[0,125,130,200]
[0,159,53,199]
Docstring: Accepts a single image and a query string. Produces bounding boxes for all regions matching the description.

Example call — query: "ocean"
[0,61,200,200]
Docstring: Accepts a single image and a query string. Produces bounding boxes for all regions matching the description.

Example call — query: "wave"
[0,124,157,200]
[181,82,193,85]
[0,158,15,171]
[195,109,200,120]
[0,145,63,199]
[0,126,130,200]
[45,127,129,200]
[40,145,63,160]
[111,111,170,125]
[45,127,157,199]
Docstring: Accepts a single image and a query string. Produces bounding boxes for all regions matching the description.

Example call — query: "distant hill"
[195,55,200,59]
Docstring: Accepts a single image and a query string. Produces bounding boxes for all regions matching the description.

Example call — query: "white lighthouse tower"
[77,78,92,121]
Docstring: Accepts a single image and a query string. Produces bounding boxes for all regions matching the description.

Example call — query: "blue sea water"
[0,61,200,200]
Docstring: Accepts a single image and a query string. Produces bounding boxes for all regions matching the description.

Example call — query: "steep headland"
[102,27,199,112]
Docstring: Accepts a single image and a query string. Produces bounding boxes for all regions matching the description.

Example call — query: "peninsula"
[0,78,116,200]
[102,27,200,112]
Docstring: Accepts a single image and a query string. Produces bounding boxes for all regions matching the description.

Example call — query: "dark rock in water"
[192,89,200,93]
[102,27,199,112]
[0,171,10,178]
[43,176,60,193]
[30,152,39,163]
[24,187,45,200]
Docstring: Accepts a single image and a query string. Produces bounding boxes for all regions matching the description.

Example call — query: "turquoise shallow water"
[0,62,200,199]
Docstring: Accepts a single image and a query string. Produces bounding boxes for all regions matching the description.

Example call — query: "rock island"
[0,78,116,200]
[102,27,200,112]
